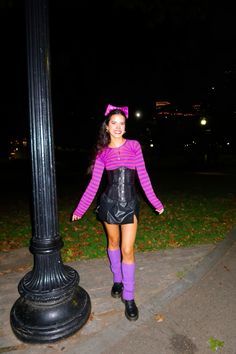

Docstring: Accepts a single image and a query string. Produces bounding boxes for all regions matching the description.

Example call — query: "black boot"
[124,300,139,321]
[111,282,123,298]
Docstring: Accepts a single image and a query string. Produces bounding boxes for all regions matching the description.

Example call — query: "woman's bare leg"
[104,222,120,250]
[120,216,138,263]
[104,222,123,294]
[104,217,139,319]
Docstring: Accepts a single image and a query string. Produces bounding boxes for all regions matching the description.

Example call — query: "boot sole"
[111,292,122,298]
[125,310,139,321]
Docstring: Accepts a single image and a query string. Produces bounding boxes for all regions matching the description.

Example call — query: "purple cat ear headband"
[105,104,129,118]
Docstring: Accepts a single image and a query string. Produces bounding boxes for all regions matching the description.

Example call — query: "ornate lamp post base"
[11,284,91,343]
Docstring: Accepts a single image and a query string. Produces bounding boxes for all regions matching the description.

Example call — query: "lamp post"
[10,0,91,343]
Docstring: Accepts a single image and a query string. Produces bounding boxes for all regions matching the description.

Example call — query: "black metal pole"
[10,0,91,343]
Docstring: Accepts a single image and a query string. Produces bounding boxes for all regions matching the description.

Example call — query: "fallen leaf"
[155,314,165,322]
[89,312,95,321]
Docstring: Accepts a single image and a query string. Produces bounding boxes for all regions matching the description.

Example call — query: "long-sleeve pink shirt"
[73,139,164,217]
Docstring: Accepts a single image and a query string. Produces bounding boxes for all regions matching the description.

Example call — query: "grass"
[1,167,236,263]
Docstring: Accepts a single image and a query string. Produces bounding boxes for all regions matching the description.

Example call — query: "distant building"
[155,100,199,119]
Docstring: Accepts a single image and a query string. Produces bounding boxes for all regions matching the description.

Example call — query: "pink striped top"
[73,139,164,217]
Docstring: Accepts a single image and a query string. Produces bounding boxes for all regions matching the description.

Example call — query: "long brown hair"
[87,109,127,174]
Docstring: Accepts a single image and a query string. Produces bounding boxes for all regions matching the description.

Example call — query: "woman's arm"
[134,141,164,213]
[72,156,105,219]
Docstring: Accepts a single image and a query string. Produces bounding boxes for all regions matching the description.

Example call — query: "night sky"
[1,0,236,152]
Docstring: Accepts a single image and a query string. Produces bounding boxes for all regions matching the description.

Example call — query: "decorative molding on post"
[10,0,91,343]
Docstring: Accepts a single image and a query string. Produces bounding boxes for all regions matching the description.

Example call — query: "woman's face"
[106,114,126,139]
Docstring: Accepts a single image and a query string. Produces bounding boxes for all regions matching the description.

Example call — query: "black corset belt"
[105,167,136,202]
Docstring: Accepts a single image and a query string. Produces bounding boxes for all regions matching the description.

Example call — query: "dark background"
[1,0,236,160]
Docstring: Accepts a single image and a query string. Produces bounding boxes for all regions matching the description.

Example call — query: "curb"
[146,225,236,312]
[67,226,236,354]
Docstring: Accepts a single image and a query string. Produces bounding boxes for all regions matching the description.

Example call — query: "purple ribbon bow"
[105,104,129,118]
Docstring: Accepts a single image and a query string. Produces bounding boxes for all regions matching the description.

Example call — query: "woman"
[72,104,164,321]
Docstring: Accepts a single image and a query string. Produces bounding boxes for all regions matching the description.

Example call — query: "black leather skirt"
[97,167,139,224]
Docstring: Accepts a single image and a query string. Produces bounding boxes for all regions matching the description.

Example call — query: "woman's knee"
[108,238,120,249]
[121,245,134,260]
[105,224,120,249]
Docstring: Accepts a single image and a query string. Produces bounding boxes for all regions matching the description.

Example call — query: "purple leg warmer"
[107,248,122,283]
[122,262,135,301]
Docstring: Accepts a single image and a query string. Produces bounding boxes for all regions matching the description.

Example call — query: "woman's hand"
[156,208,164,215]
[72,214,81,221]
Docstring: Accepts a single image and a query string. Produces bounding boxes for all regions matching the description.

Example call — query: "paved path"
[0,226,235,354]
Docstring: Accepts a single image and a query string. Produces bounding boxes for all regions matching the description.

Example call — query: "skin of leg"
[104,222,120,250]
[120,215,138,264]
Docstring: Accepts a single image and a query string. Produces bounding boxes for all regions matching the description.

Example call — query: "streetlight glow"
[200,117,207,126]
[135,111,142,119]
